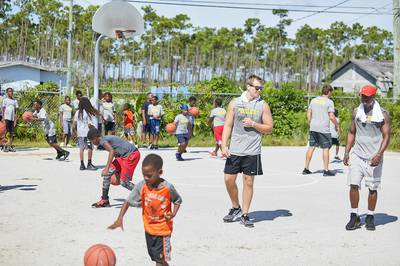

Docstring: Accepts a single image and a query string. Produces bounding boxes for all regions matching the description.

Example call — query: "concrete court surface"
[0,146,399,266]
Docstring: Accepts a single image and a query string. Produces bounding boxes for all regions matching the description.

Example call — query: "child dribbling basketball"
[108,154,182,266]
[88,125,140,208]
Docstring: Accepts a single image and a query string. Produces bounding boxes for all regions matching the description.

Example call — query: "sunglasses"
[248,83,263,91]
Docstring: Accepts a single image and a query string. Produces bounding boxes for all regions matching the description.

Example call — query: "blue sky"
[76,0,393,37]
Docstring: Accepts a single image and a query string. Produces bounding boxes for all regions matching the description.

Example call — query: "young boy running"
[59,96,74,147]
[122,103,137,145]
[88,125,141,208]
[148,96,164,149]
[102,92,117,135]
[174,104,191,161]
[108,153,182,266]
[209,98,226,157]
[1,88,18,152]
[32,100,70,160]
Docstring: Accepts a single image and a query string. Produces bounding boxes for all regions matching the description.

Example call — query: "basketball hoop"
[92,0,144,39]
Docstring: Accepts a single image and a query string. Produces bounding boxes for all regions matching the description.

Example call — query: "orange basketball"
[84,244,116,266]
[165,123,176,134]
[0,122,5,137]
[22,111,33,122]
[189,106,200,117]
[111,174,120,186]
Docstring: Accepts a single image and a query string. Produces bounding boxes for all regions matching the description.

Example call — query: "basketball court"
[0,146,399,265]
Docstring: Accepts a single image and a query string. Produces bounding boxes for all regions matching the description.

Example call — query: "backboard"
[92,0,144,39]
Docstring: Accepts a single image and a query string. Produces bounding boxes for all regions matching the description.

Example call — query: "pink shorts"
[213,125,224,144]
[110,150,140,181]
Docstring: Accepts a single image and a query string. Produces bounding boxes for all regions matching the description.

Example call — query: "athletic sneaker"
[59,151,70,161]
[56,152,63,160]
[154,145,159,150]
[86,163,97,171]
[150,144,154,150]
[67,144,72,148]
[9,146,16,152]
[91,199,110,208]
[3,146,9,152]
[80,164,86,170]
[209,151,217,157]
[365,215,375,231]
[323,170,335,176]
[176,153,184,161]
[334,156,341,160]
[345,213,361,230]
[223,207,242,222]
[240,214,254,228]
[302,168,312,175]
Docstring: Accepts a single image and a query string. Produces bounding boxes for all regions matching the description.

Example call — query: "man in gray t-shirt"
[303,85,338,176]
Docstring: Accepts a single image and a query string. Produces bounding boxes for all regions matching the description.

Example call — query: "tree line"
[0,1,393,90]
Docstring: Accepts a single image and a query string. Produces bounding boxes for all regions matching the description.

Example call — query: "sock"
[121,180,135,191]
[88,159,92,165]
[80,160,84,165]
[351,208,358,214]
[233,206,240,210]
[101,188,109,200]
[367,210,374,215]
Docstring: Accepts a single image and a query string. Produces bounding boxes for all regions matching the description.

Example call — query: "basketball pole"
[66,0,73,96]
[94,34,105,129]
[394,0,400,101]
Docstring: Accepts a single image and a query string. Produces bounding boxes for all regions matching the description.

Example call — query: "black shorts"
[104,121,115,132]
[309,131,332,149]
[46,135,57,144]
[224,154,263,176]
[5,120,15,135]
[331,138,339,146]
[145,232,171,263]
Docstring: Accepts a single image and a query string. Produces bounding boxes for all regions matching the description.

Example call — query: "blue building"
[0,61,66,93]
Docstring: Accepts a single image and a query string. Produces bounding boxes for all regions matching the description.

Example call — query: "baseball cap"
[360,85,377,96]
[180,104,189,110]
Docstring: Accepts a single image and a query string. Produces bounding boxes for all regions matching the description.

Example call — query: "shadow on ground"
[248,209,293,223]
[359,213,398,227]
[0,184,38,192]
[313,169,344,175]
[15,147,39,152]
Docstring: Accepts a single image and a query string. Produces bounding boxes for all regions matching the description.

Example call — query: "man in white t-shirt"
[32,100,70,160]
[1,88,18,152]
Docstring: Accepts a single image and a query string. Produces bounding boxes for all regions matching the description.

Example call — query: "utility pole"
[66,0,73,95]
[394,0,400,100]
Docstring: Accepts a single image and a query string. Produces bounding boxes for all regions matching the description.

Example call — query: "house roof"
[331,59,393,81]
[0,61,64,72]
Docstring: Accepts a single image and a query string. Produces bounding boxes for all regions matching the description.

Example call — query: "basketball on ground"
[111,174,120,186]
[165,123,176,134]
[22,111,33,122]
[84,244,116,266]
[189,107,200,117]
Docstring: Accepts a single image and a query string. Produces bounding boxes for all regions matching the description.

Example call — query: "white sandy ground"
[0,146,399,266]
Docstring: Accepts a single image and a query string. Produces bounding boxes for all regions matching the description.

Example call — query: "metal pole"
[394,0,400,101]
[94,34,105,129]
[66,0,73,96]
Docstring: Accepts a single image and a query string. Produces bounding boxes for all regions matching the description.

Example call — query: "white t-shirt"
[148,104,164,120]
[34,108,56,136]
[73,98,80,109]
[2,97,18,121]
[74,110,95,137]
[59,104,73,121]
[210,107,226,127]
[102,101,115,122]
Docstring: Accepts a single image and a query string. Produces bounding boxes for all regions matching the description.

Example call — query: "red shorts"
[110,150,141,181]
[213,125,224,144]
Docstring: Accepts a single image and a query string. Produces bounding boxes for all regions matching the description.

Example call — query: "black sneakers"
[59,151,70,161]
[240,214,254,228]
[86,163,97,171]
[91,199,110,208]
[302,168,312,175]
[365,215,375,231]
[223,207,242,223]
[345,213,361,230]
[80,164,86,170]
[323,170,335,176]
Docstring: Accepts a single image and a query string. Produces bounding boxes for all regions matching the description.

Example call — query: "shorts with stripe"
[76,137,93,150]
[145,232,171,263]
[347,153,383,190]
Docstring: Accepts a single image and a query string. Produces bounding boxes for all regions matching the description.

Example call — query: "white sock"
[351,208,358,214]
[367,210,374,215]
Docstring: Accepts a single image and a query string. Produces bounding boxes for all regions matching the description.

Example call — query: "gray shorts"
[347,154,383,190]
[62,120,72,135]
[77,137,93,150]
[124,127,135,135]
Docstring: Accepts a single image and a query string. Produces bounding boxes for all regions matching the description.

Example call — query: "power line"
[126,0,392,15]
[153,0,382,10]
[347,2,392,23]
[292,0,351,23]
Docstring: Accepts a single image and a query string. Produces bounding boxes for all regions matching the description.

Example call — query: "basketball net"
[115,30,136,40]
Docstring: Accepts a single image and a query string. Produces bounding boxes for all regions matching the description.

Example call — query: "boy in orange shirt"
[122,103,137,146]
[109,154,182,266]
